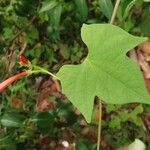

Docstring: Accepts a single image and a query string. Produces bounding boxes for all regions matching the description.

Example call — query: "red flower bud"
[19,55,29,65]
[0,71,28,93]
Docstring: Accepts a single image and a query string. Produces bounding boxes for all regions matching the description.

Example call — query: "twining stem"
[97,99,102,150]
[110,0,121,24]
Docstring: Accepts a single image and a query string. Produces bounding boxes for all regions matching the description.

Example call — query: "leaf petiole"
[29,65,59,80]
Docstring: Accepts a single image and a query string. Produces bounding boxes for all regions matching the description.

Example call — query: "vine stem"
[110,0,121,24]
[97,99,102,150]
[97,0,121,149]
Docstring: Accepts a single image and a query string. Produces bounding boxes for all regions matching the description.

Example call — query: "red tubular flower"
[19,55,29,65]
[0,71,28,93]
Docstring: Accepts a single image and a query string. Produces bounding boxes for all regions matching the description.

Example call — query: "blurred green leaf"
[59,43,70,59]
[98,0,113,19]
[109,117,121,129]
[76,142,88,150]
[129,105,143,126]
[0,136,16,150]
[140,5,150,37]
[50,4,62,27]
[39,0,59,13]
[0,112,25,128]
[76,140,97,150]
[70,43,83,63]
[32,112,54,128]
[56,101,77,126]
[3,27,13,40]
[25,25,39,44]
[143,0,150,2]
[121,0,132,16]
[106,104,121,113]
[131,105,143,115]
[13,0,38,16]
[74,0,88,22]
[10,81,26,93]
[119,111,129,122]
[123,18,134,32]
[121,0,139,20]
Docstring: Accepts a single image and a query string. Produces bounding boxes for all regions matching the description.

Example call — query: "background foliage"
[0,0,150,149]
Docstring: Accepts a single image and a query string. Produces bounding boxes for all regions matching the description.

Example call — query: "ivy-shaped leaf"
[57,24,150,123]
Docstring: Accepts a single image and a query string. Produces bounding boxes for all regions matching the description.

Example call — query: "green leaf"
[131,105,143,115]
[0,136,16,150]
[109,117,121,129]
[32,112,54,128]
[56,101,77,126]
[76,142,88,150]
[57,24,150,123]
[25,25,39,44]
[98,0,113,19]
[129,105,143,126]
[3,27,13,40]
[74,0,88,22]
[106,104,121,113]
[122,0,139,20]
[140,5,150,37]
[76,140,96,150]
[39,0,59,13]
[49,4,62,29]
[0,113,25,128]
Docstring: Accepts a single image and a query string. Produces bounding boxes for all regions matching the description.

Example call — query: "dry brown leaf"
[53,79,61,92]
[141,113,150,132]
[36,78,61,112]
[101,140,113,150]
[81,126,97,142]
[137,50,150,79]
[139,41,150,53]
[144,77,150,93]
[36,78,55,112]
[129,41,150,79]
[58,43,69,60]
[139,41,150,61]
[11,96,23,110]
[36,99,55,112]
[39,135,52,150]
[129,49,138,63]
[61,128,75,143]
[81,127,89,135]
[18,35,24,44]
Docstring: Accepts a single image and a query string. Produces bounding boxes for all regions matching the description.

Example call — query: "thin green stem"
[97,99,102,150]
[30,65,59,80]
[96,1,121,149]
[110,0,121,24]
